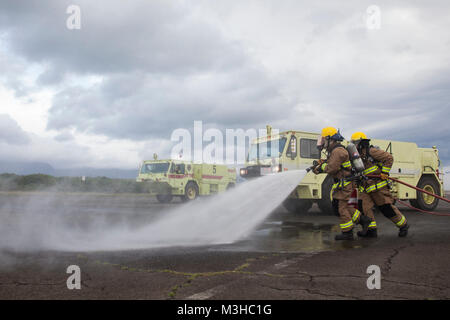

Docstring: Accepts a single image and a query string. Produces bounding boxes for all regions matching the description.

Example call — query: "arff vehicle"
[240,126,444,214]
[136,156,236,203]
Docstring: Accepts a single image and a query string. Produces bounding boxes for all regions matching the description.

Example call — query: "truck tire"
[282,199,313,213]
[409,176,440,211]
[182,181,199,202]
[156,194,173,203]
[317,177,334,215]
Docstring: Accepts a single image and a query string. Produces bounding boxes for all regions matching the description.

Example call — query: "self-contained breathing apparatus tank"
[346,142,365,172]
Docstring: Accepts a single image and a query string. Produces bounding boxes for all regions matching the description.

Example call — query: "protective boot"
[357,228,377,238]
[398,224,409,237]
[358,215,371,237]
[335,230,354,240]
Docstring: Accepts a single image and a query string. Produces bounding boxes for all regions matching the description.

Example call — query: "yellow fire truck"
[137,157,236,203]
[240,126,444,214]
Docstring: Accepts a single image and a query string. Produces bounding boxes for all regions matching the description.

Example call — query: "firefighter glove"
[380,173,389,180]
[313,162,326,174]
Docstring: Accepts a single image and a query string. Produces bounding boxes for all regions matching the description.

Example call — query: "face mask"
[316,136,325,151]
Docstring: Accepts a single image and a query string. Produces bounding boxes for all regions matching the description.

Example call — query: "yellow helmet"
[351,132,368,142]
[321,127,338,138]
[320,126,344,142]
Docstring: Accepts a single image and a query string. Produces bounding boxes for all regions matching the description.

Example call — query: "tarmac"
[0,192,449,300]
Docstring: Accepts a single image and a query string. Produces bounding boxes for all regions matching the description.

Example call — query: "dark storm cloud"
[0,0,292,139]
[302,69,450,162]
[378,76,450,163]
[1,0,449,167]
[47,69,285,139]
[0,114,30,145]
[0,0,247,77]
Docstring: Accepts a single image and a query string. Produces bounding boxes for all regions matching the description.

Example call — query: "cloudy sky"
[0,0,449,170]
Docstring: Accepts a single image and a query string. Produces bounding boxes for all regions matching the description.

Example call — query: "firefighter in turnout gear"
[350,132,410,238]
[314,127,371,240]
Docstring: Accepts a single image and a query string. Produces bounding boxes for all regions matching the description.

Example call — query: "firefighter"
[350,132,410,237]
[314,127,371,240]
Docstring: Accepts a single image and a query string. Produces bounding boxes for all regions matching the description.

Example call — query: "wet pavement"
[0,192,449,299]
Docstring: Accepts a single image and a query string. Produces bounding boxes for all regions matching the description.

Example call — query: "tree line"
[0,173,149,193]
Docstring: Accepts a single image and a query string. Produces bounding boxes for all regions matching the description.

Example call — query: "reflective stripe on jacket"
[358,180,389,193]
[360,147,393,192]
[332,179,352,190]
[322,160,351,172]
[323,145,352,180]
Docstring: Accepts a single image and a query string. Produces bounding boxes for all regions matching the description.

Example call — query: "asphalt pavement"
[0,192,449,300]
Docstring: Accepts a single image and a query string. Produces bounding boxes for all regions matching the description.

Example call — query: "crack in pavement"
[383,248,401,274]
[73,246,449,299]
[382,242,413,274]
[77,253,285,299]
[0,280,65,287]
[290,270,448,295]
[280,272,444,299]
[256,283,360,300]
[81,271,91,288]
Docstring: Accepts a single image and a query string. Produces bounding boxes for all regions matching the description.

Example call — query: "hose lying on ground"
[365,174,450,216]
[366,174,450,203]
[395,198,450,216]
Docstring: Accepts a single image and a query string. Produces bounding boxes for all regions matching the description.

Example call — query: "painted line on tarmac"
[272,253,316,270]
[77,252,290,299]
[186,284,229,300]
[273,259,298,270]
[186,253,318,299]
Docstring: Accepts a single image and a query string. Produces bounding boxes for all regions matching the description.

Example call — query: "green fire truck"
[240,126,444,214]
[137,156,236,203]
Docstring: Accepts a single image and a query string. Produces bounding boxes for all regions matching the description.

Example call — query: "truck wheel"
[182,182,199,202]
[317,177,334,215]
[410,176,440,211]
[156,194,173,203]
[282,199,313,213]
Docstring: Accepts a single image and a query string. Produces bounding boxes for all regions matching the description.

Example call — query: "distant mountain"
[0,161,137,179]
[0,161,56,175]
[3,160,446,189]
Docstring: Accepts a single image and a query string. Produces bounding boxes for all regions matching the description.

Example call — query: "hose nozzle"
[306,160,319,172]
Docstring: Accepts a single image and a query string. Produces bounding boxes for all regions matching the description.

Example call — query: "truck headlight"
[240,168,247,176]
[272,165,282,173]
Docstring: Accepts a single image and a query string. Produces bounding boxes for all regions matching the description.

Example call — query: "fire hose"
[395,199,450,216]
[365,174,450,216]
[366,174,450,204]
[308,161,450,215]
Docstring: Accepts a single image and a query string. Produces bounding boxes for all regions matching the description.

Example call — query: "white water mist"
[1,170,306,252]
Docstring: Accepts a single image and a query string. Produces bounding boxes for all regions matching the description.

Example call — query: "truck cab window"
[171,163,185,174]
[286,135,297,159]
[140,162,170,173]
[300,138,321,159]
[248,137,287,161]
